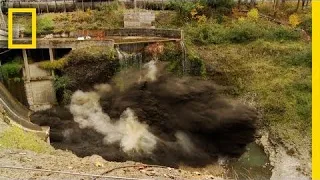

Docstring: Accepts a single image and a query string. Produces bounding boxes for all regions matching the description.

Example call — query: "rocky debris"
[257,131,311,180]
[0,148,225,180]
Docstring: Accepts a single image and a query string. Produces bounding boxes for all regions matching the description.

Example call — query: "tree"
[273,0,280,17]
[296,0,301,12]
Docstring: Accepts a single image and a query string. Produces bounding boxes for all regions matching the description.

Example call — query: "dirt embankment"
[257,130,311,180]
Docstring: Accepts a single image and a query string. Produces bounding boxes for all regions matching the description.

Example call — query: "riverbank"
[257,130,311,180]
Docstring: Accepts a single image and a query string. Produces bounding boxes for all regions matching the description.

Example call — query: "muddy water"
[227,143,272,180]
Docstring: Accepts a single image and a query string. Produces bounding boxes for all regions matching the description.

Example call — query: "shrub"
[247,8,259,21]
[37,16,54,34]
[160,42,182,61]
[289,14,301,28]
[299,14,312,35]
[287,45,311,67]
[67,46,116,66]
[185,18,302,45]
[52,2,124,32]
[185,22,227,44]
[39,47,116,70]
[0,62,22,80]
[97,1,121,12]
[159,42,184,74]
[268,25,301,40]
[188,51,206,77]
[168,0,199,22]
[54,76,73,105]
[39,58,68,70]
[205,0,235,14]
[228,20,263,43]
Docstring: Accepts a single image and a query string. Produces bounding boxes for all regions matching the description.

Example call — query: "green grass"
[156,10,311,151]
[39,46,116,70]
[14,1,124,35]
[195,40,311,150]
[0,126,53,153]
[184,18,301,45]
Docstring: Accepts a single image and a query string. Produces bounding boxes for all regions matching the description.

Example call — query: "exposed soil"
[257,130,311,180]
[0,148,225,180]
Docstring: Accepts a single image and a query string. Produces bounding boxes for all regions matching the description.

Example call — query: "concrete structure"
[1,28,182,111]
[17,38,115,111]
[124,11,156,28]
[24,62,56,111]
[22,48,56,111]
[0,82,49,141]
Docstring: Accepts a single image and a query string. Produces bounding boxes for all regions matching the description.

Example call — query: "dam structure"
[0,4,184,140]
[0,27,183,139]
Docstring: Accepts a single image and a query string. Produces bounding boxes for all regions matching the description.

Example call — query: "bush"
[159,42,183,73]
[67,46,116,66]
[54,76,73,105]
[205,0,235,14]
[39,46,116,70]
[247,8,259,21]
[52,2,124,32]
[287,45,311,67]
[185,18,302,45]
[289,14,301,28]
[37,16,54,34]
[169,0,235,22]
[188,52,206,76]
[160,42,182,61]
[299,14,312,35]
[228,20,263,43]
[168,0,199,22]
[39,58,68,70]
[185,22,227,44]
[268,25,301,41]
[0,62,22,80]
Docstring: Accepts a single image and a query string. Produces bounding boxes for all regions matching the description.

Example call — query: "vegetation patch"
[185,18,301,45]
[0,126,53,153]
[0,60,23,82]
[195,40,311,151]
[39,46,116,70]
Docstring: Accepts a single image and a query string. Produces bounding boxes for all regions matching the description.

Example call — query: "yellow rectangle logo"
[8,8,37,49]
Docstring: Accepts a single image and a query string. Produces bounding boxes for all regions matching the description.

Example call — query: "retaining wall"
[105,28,183,39]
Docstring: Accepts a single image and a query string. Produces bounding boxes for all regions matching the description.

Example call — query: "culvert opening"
[30,61,257,169]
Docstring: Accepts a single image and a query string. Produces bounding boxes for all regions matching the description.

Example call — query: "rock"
[61,32,68,38]
[43,34,53,39]
[286,148,296,156]
[94,162,104,167]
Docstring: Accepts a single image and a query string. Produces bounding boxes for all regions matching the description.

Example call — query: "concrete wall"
[0,39,115,49]
[105,28,183,39]
[124,12,155,28]
[24,64,56,111]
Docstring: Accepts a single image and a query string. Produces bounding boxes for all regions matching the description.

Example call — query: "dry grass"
[195,40,311,153]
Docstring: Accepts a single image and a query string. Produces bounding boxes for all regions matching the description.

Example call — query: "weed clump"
[0,126,53,153]
[39,46,116,70]
[186,18,301,45]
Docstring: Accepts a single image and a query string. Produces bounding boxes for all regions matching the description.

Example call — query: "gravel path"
[0,148,226,180]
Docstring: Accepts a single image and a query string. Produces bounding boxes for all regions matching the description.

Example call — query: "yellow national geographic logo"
[8,8,37,49]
